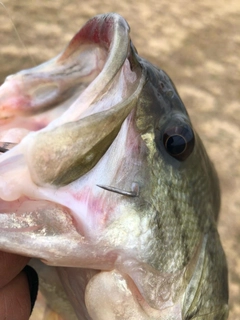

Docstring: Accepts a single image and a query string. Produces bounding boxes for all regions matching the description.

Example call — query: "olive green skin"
[131,55,229,319]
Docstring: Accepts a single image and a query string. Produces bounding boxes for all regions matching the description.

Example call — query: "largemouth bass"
[0,13,228,320]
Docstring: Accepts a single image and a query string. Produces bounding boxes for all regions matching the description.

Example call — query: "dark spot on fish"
[128,42,140,71]
[0,142,16,153]
[159,81,165,89]
[0,147,8,153]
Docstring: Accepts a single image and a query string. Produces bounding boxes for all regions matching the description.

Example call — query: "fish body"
[0,13,228,319]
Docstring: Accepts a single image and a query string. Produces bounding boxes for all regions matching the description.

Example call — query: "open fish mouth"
[0,13,144,187]
[0,14,145,250]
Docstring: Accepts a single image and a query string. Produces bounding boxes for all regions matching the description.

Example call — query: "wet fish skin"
[124,55,229,318]
[0,13,228,319]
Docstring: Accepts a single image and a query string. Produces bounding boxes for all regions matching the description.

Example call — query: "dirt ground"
[0,0,239,319]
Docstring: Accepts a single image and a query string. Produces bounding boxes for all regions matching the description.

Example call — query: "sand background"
[0,1,239,319]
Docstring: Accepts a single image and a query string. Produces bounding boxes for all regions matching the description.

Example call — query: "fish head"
[0,13,228,320]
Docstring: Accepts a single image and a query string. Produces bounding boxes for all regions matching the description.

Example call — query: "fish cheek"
[134,113,207,274]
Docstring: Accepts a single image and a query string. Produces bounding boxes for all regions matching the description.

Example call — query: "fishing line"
[0,1,36,66]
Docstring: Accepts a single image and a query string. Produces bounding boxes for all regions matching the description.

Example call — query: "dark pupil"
[166,135,186,155]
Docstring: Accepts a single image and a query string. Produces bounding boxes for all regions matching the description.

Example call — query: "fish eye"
[162,125,194,161]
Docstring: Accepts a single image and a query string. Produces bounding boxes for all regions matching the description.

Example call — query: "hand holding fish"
[0,252,38,320]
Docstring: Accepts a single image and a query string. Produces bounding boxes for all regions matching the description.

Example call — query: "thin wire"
[97,184,139,197]
[0,1,36,66]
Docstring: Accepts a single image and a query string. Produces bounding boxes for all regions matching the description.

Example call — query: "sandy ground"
[0,1,239,319]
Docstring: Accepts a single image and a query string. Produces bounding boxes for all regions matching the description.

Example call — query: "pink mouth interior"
[0,14,136,238]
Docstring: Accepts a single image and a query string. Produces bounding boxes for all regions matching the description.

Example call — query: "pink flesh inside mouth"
[0,13,143,247]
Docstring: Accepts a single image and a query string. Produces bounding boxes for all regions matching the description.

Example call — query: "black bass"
[0,13,228,320]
